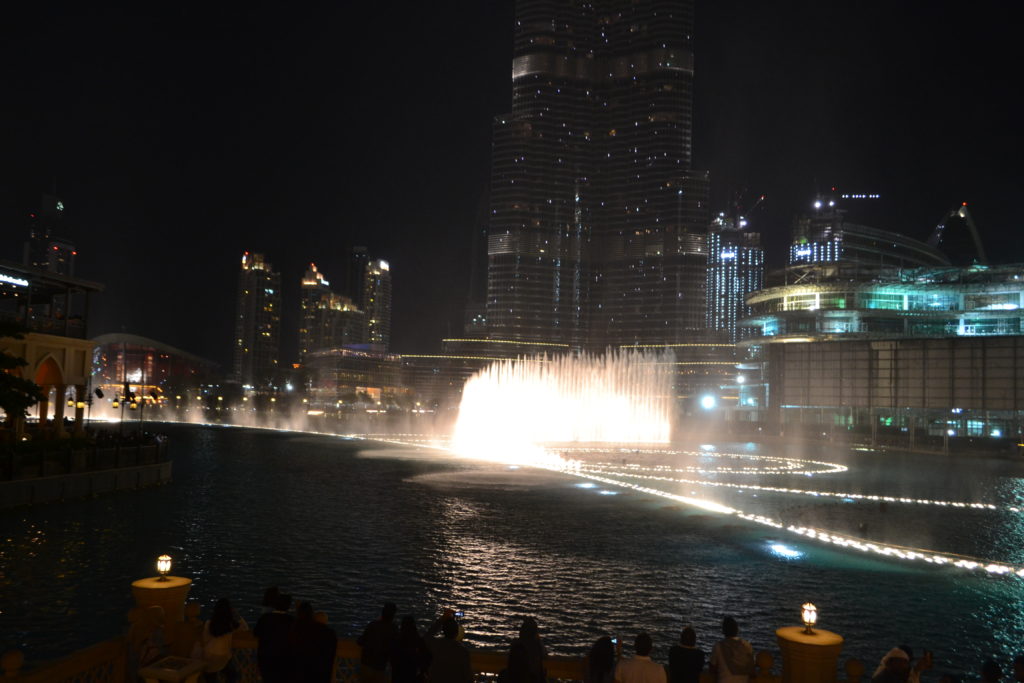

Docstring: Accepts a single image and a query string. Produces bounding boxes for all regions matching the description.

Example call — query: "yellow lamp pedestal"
[131,576,193,624]
[776,626,844,683]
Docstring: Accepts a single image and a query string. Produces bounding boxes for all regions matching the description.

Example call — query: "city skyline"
[1,1,1019,366]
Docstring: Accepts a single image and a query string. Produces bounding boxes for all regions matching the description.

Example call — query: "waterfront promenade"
[2,600,866,683]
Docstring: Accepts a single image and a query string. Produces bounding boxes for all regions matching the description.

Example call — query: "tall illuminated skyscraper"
[299,263,366,360]
[233,252,281,389]
[486,0,709,348]
[706,214,763,343]
[363,259,392,350]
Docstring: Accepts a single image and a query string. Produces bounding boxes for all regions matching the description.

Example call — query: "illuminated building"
[363,259,392,351]
[0,260,100,434]
[92,333,219,406]
[788,194,948,269]
[233,252,281,389]
[299,263,366,361]
[486,0,710,349]
[739,200,1024,441]
[706,213,763,343]
[344,246,369,302]
[23,193,76,276]
[305,347,408,414]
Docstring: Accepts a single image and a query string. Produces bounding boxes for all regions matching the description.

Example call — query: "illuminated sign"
[0,272,29,287]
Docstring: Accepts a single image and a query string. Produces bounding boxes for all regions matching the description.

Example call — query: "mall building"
[738,197,1024,444]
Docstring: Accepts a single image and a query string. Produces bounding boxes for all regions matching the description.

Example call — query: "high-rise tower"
[706,213,764,343]
[363,259,392,350]
[486,0,709,349]
[299,263,366,360]
[233,252,281,389]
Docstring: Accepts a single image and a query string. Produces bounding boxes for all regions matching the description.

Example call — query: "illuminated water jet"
[452,350,674,463]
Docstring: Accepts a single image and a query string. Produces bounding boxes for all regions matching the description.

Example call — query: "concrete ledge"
[0,461,172,509]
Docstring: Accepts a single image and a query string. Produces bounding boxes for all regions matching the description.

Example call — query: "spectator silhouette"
[1013,655,1024,683]
[429,618,472,683]
[507,617,546,683]
[201,598,248,683]
[615,632,666,683]
[709,618,753,683]
[288,601,337,683]
[669,627,705,683]
[391,615,432,683]
[585,636,617,683]
[358,602,399,683]
[254,593,294,683]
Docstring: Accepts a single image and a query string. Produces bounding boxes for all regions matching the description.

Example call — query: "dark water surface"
[1,424,1022,675]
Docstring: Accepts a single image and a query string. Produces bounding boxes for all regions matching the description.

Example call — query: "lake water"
[1,423,1022,676]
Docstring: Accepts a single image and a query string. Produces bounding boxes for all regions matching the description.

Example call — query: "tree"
[0,322,44,428]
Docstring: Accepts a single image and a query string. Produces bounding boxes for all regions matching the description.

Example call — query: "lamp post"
[131,553,192,648]
[776,602,843,683]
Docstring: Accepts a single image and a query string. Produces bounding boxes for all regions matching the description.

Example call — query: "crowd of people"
[174,593,1024,683]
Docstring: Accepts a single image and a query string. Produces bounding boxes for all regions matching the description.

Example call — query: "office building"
[23,193,76,276]
[232,252,281,389]
[486,0,710,349]
[363,259,392,350]
[299,263,366,361]
[706,213,763,343]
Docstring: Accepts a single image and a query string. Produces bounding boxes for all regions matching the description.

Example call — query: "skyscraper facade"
[299,263,366,360]
[233,252,281,389]
[706,213,763,343]
[24,193,76,276]
[486,0,709,349]
[363,259,392,350]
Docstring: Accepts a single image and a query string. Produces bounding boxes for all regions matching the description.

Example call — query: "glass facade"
[487,0,709,349]
[745,265,1024,342]
[706,219,763,342]
[233,252,281,389]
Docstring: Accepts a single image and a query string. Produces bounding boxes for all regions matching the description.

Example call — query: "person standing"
[288,601,337,683]
[201,598,248,683]
[507,617,547,683]
[708,618,753,683]
[614,632,666,683]
[254,594,295,683]
[429,618,472,683]
[391,616,432,683]
[669,627,705,683]
[358,602,399,683]
[586,636,617,683]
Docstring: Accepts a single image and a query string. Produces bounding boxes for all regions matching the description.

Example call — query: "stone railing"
[3,606,868,683]
[0,441,169,481]
[2,639,127,683]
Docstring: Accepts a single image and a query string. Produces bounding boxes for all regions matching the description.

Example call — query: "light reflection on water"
[0,424,1022,677]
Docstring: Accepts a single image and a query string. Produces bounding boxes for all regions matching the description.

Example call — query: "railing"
[0,442,168,482]
[2,639,127,683]
[2,628,867,683]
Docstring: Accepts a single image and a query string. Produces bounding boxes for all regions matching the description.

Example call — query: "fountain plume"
[451,349,675,463]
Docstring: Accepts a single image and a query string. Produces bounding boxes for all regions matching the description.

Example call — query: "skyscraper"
[706,213,763,343]
[363,259,392,350]
[24,193,76,276]
[486,0,709,349]
[233,252,281,389]
[299,263,366,360]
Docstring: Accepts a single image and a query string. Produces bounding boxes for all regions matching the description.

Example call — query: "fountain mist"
[451,350,675,463]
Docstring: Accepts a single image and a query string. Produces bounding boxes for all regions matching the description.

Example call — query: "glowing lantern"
[802,603,817,634]
[156,554,172,580]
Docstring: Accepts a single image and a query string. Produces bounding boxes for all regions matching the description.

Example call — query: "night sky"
[2,1,1019,367]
